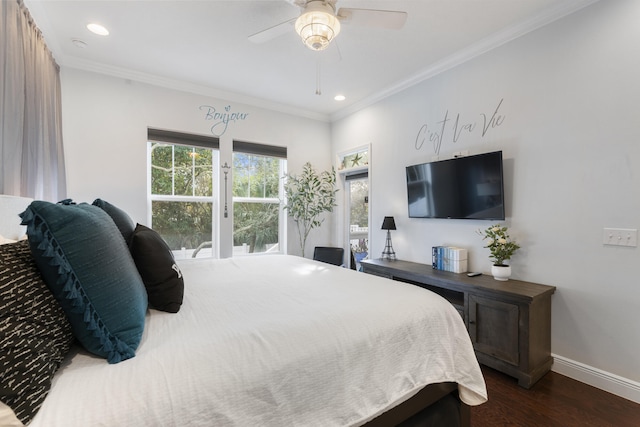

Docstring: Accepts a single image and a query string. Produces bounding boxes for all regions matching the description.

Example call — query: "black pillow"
[129,224,184,313]
[0,240,74,425]
[92,198,136,244]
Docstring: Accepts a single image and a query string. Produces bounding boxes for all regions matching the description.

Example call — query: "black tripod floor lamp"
[381,216,397,260]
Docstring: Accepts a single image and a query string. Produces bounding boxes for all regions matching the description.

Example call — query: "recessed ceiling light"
[334,95,346,101]
[87,23,109,36]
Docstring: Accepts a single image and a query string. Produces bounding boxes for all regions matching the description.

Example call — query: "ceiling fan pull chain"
[315,60,322,95]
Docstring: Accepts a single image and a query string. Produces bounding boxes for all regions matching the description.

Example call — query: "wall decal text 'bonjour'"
[200,105,250,137]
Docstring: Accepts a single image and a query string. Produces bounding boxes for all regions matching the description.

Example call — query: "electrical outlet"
[603,228,638,247]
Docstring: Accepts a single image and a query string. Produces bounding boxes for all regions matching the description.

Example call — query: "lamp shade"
[381,216,396,230]
[294,2,341,51]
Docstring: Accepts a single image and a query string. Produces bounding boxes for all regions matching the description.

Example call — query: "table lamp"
[381,216,397,260]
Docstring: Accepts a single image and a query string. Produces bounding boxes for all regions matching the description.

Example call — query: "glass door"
[346,175,369,270]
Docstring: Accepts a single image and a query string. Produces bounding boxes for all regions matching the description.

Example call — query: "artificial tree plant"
[283,162,337,257]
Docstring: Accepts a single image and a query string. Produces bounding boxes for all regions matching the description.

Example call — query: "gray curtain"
[1,0,66,201]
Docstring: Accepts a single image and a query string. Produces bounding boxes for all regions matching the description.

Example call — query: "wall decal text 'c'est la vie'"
[415,98,506,155]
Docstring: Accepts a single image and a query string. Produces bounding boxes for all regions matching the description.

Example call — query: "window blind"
[148,128,220,149]
[232,140,287,159]
[345,171,368,181]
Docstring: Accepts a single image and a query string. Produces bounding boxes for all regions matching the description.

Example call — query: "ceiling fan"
[249,0,407,51]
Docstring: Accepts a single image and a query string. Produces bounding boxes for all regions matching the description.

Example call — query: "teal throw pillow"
[92,198,136,244]
[20,201,148,364]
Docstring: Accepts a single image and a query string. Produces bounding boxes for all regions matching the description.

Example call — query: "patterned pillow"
[20,201,148,364]
[129,224,184,313]
[0,240,74,425]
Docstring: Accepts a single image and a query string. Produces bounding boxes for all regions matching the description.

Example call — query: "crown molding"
[59,56,331,123]
[24,0,330,122]
[331,0,600,122]
[31,0,599,124]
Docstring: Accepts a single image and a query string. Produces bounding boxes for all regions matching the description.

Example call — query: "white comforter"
[30,255,486,427]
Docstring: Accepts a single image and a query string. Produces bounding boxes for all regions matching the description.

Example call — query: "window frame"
[147,129,220,259]
[231,140,287,256]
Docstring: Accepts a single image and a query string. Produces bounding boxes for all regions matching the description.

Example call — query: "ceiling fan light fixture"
[295,2,341,51]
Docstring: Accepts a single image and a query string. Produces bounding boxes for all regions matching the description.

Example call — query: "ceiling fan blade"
[248,17,296,44]
[337,8,407,29]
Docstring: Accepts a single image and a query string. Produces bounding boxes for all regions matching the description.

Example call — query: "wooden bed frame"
[365,382,469,427]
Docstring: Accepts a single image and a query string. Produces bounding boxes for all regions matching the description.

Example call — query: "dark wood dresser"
[361,258,556,388]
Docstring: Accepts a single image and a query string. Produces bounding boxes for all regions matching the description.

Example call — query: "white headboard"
[0,195,34,240]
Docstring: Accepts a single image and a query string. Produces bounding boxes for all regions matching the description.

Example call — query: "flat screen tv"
[406,151,505,220]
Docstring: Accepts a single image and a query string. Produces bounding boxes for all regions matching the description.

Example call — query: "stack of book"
[432,246,468,273]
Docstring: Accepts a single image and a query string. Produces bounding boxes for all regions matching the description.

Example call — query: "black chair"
[313,247,344,266]
[349,250,356,270]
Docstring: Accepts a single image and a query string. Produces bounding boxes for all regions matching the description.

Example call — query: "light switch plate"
[603,228,637,247]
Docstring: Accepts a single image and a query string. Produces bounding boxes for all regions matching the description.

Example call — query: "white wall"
[60,68,333,258]
[332,0,640,395]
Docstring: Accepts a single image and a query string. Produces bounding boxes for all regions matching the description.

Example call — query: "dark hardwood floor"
[471,366,640,427]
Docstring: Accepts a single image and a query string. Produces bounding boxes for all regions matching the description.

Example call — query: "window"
[338,144,370,270]
[338,146,369,172]
[232,141,287,255]
[148,129,219,259]
[346,172,369,270]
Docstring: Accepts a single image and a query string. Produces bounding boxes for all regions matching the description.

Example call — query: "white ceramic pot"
[491,265,511,281]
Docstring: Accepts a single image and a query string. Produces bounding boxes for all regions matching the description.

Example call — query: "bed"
[0,195,486,426]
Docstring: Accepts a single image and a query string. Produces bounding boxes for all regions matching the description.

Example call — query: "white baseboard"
[552,354,640,404]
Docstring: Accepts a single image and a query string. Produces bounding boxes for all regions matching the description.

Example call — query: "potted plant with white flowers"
[477,224,520,281]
